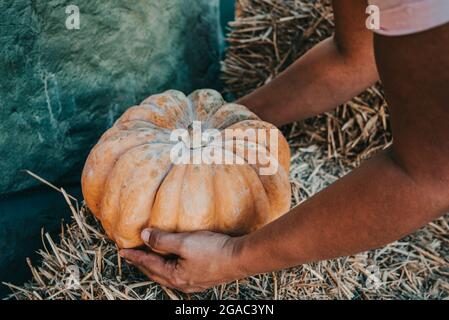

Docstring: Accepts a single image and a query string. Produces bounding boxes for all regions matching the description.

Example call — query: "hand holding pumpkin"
[82,89,292,292]
[120,228,246,293]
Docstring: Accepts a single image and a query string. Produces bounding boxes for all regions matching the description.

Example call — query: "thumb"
[141,228,185,255]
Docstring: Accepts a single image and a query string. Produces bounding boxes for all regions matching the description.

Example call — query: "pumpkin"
[81,89,291,248]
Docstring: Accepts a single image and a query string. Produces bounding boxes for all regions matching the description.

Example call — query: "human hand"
[119,228,246,293]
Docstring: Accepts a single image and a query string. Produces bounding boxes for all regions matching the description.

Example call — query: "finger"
[126,252,184,290]
[120,249,175,279]
[120,249,207,293]
[141,228,185,255]
[120,249,166,273]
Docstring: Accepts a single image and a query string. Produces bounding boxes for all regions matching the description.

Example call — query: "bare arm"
[234,23,449,274]
[237,151,448,274]
[239,0,379,126]
[120,8,449,294]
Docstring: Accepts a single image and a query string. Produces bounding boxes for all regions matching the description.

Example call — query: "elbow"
[387,149,449,217]
[332,35,379,84]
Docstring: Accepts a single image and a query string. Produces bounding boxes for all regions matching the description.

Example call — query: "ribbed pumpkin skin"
[82,89,291,248]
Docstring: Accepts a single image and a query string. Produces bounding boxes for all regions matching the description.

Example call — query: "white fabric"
[368,0,449,36]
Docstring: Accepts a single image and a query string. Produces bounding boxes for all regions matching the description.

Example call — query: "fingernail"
[141,229,151,243]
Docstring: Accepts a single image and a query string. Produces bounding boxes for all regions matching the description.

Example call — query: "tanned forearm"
[236,150,448,275]
[119,4,449,294]
[238,0,379,126]
[238,37,378,126]
[236,21,449,279]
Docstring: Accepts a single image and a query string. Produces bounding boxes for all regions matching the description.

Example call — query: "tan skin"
[121,0,449,293]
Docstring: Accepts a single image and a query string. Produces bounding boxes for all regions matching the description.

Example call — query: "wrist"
[229,235,254,278]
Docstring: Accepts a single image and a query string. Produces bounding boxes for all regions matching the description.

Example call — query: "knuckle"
[172,276,187,288]
[171,270,187,288]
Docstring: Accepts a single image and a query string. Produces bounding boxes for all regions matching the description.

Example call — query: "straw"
[4,149,448,300]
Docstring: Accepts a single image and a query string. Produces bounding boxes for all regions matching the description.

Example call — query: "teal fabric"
[0,0,221,195]
[220,0,236,36]
[0,0,224,296]
[0,186,82,297]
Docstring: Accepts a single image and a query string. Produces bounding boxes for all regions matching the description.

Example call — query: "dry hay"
[221,0,392,166]
[3,0,448,300]
[4,139,449,300]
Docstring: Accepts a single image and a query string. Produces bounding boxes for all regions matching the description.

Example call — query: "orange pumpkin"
[81,89,291,248]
